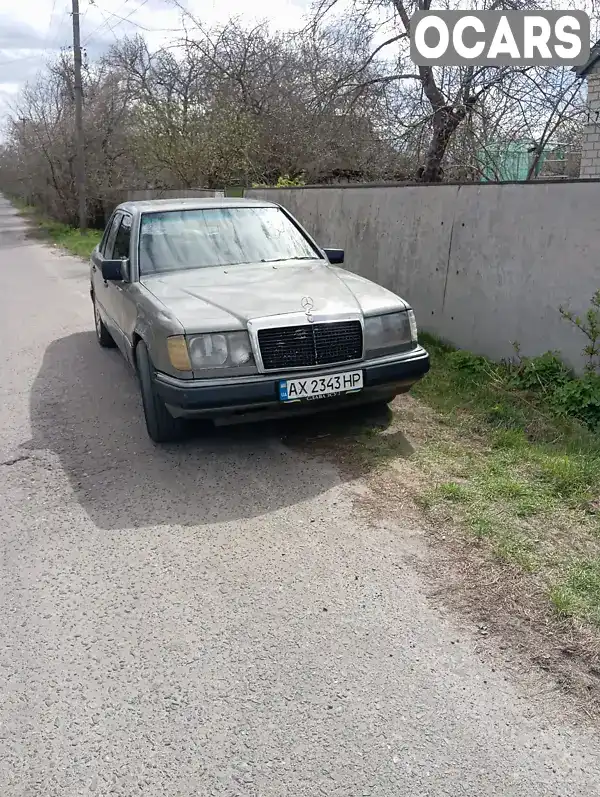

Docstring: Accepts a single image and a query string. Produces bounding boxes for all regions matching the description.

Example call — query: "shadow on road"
[23,331,395,530]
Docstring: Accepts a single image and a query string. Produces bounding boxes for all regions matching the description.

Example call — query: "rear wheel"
[136,340,186,443]
[93,296,116,348]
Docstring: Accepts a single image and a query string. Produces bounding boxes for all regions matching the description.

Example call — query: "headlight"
[364,310,416,358]
[187,331,254,370]
[227,331,255,366]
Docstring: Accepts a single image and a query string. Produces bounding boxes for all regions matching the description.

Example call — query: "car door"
[91,214,115,294]
[104,211,133,359]
[92,211,122,343]
[108,213,137,364]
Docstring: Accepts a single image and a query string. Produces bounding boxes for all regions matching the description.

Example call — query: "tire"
[136,340,186,443]
[93,295,116,348]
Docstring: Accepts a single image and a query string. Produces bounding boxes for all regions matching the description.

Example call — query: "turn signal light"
[167,336,192,371]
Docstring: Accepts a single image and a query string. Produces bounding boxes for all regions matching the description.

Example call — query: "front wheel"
[136,340,186,443]
[93,296,116,348]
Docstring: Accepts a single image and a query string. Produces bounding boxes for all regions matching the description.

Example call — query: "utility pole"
[71,0,86,232]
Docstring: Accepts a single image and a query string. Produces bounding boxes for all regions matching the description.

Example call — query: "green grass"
[15,201,102,258]
[42,222,102,258]
[550,558,600,626]
[397,334,600,627]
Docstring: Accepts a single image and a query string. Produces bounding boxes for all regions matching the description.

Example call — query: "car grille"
[258,321,363,371]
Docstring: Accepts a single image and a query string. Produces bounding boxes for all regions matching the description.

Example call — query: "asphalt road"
[1,196,599,797]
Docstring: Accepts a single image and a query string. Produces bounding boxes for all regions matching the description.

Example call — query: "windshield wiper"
[260,256,316,263]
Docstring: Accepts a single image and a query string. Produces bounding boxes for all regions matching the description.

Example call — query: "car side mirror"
[101,258,127,281]
[324,248,344,264]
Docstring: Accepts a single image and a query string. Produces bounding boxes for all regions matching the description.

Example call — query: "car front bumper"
[154,345,430,422]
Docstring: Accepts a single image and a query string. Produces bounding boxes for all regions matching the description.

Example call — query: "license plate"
[279,371,363,402]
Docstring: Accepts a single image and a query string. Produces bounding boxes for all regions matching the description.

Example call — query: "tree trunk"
[417,107,461,183]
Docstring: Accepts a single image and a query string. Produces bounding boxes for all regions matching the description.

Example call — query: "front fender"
[132,287,190,379]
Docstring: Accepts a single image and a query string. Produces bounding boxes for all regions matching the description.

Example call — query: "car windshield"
[138,206,320,275]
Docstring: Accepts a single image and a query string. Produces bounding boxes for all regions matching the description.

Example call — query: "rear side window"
[113,215,132,260]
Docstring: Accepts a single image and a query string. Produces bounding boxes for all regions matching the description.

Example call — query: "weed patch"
[15,202,101,258]
[383,334,600,629]
[551,559,600,626]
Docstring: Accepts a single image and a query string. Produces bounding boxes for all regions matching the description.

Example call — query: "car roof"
[116,197,279,214]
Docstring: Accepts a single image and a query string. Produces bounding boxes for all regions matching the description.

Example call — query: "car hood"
[141,260,407,332]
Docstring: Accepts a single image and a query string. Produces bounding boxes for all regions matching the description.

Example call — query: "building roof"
[573,41,600,77]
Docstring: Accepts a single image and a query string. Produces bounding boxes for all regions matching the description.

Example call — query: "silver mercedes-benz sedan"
[90,197,430,443]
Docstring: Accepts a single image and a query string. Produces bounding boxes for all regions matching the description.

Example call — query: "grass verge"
[409,334,600,627]
[15,201,102,258]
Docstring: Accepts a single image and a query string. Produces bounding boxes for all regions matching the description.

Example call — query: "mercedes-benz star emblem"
[301,296,315,323]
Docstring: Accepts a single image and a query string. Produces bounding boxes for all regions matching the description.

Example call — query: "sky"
[0,0,310,123]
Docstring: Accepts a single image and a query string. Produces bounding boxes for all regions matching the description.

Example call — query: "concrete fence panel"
[247,181,600,370]
[124,188,217,202]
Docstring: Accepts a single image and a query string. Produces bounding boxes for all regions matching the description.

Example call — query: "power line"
[82,0,149,45]
[0,53,47,67]
[44,4,72,54]
[89,3,156,31]
[0,3,70,68]
[46,0,59,43]
[88,0,121,42]
[0,0,183,71]
[81,0,133,44]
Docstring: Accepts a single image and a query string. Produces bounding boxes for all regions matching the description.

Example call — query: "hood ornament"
[301,296,315,322]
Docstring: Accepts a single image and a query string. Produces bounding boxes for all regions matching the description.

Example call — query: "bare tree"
[308,0,587,182]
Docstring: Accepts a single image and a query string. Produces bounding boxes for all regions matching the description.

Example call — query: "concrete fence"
[100,188,220,223]
[247,181,600,371]
[123,188,218,202]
